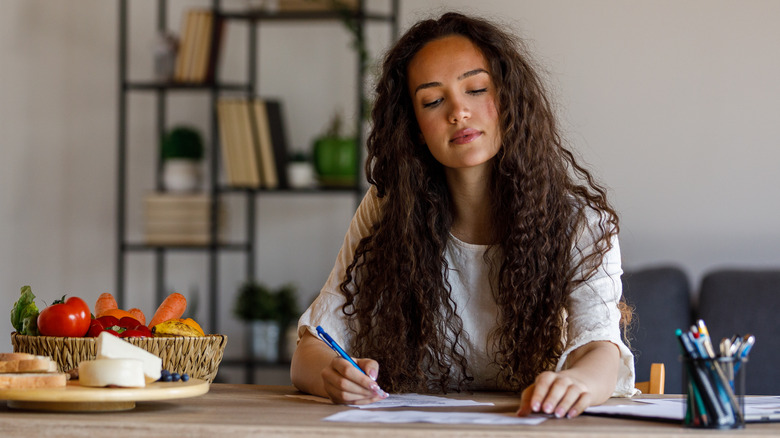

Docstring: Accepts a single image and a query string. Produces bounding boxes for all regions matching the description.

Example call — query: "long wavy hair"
[339,12,622,393]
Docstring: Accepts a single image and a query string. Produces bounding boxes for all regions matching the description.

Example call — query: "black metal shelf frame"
[116,0,398,383]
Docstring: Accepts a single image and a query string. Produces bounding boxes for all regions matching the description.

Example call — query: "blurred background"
[2,0,779,384]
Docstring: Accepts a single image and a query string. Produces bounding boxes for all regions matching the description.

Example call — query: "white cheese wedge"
[79,358,145,388]
[96,331,162,383]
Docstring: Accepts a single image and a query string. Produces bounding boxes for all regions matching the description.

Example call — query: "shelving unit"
[116,0,398,383]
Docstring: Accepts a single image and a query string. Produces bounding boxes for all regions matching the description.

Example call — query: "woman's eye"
[422,98,442,108]
[468,88,488,95]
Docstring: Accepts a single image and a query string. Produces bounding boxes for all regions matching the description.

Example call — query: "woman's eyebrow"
[458,68,488,80]
[413,68,490,95]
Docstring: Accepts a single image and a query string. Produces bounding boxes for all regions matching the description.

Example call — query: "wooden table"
[1,385,778,437]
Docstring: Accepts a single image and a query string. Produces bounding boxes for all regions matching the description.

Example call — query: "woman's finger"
[565,391,592,418]
[539,373,571,415]
[553,384,583,418]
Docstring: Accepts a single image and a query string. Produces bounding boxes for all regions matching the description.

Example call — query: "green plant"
[160,126,204,161]
[234,281,299,325]
[319,111,351,140]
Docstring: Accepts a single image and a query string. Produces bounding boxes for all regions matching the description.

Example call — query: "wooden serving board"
[0,378,209,412]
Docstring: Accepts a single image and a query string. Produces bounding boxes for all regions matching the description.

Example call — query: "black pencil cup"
[682,356,747,429]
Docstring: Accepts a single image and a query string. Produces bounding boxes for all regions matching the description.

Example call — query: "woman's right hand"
[321,356,388,404]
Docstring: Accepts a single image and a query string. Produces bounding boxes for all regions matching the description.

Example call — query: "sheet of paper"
[585,396,780,422]
[323,409,547,425]
[350,393,494,409]
[585,399,682,420]
[286,393,494,409]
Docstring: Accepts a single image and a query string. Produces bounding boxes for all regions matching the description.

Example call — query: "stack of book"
[216,98,290,189]
[174,9,225,83]
[143,193,224,245]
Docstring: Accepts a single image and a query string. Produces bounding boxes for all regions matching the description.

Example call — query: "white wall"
[2,0,779,381]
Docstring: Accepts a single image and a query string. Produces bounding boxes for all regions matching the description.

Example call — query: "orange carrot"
[148,293,187,328]
[99,308,139,322]
[128,308,146,326]
[95,293,118,318]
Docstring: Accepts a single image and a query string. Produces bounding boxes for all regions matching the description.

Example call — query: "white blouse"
[298,187,637,397]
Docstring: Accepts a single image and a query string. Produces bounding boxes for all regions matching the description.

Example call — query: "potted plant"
[234,282,299,362]
[160,125,205,192]
[287,151,316,189]
[312,112,358,187]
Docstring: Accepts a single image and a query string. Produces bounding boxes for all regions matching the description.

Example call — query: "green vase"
[313,137,357,186]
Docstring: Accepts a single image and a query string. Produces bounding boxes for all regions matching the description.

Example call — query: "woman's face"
[407,35,501,171]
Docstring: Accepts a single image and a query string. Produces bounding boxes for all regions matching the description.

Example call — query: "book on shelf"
[235,98,263,187]
[216,99,239,186]
[173,9,225,83]
[251,99,278,189]
[187,10,210,82]
[217,99,257,187]
[143,193,225,245]
[203,13,226,83]
[264,100,291,189]
[173,9,198,82]
[216,97,291,189]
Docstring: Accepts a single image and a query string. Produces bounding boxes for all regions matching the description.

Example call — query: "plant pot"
[313,137,357,186]
[287,161,316,188]
[249,320,280,362]
[163,159,202,192]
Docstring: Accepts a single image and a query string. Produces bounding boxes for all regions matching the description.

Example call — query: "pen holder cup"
[682,356,747,429]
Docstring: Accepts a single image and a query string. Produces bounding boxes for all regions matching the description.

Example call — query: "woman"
[291,12,636,419]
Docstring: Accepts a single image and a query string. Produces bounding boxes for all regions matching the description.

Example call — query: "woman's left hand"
[515,341,621,419]
[516,371,592,418]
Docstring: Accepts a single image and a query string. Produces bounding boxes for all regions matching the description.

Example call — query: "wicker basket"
[11,332,227,383]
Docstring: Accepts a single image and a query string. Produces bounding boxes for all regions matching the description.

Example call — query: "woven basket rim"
[11,331,228,383]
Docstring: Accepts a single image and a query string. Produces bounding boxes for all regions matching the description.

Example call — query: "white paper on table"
[638,396,780,422]
[584,399,683,420]
[585,396,780,422]
[350,393,494,409]
[323,409,547,425]
[286,393,494,409]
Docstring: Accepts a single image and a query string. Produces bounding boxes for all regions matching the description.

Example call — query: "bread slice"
[0,372,67,390]
[0,352,37,361]
[0,354,58,373]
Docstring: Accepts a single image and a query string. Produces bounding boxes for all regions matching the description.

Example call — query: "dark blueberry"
[171,373,181,381]
[162,374,173,382]
[181,374,190,382]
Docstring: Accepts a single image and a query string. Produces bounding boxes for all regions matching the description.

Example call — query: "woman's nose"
[448,97,470,124]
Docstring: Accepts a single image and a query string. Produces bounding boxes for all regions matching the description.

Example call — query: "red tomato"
[37,296,91,337]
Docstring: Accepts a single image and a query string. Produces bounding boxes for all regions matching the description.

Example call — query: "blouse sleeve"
[556,209,638,397]
[296,187,381,350]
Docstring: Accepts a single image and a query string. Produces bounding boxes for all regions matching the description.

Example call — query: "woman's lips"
[450,128,481,144]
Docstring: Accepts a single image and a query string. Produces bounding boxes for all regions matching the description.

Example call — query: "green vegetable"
[11,285,40,336]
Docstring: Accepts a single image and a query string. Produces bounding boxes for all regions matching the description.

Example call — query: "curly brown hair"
[339,12,622,393]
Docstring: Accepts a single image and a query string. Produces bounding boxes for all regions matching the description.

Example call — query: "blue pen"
[316,326,389,398]
[316,325,366,374]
